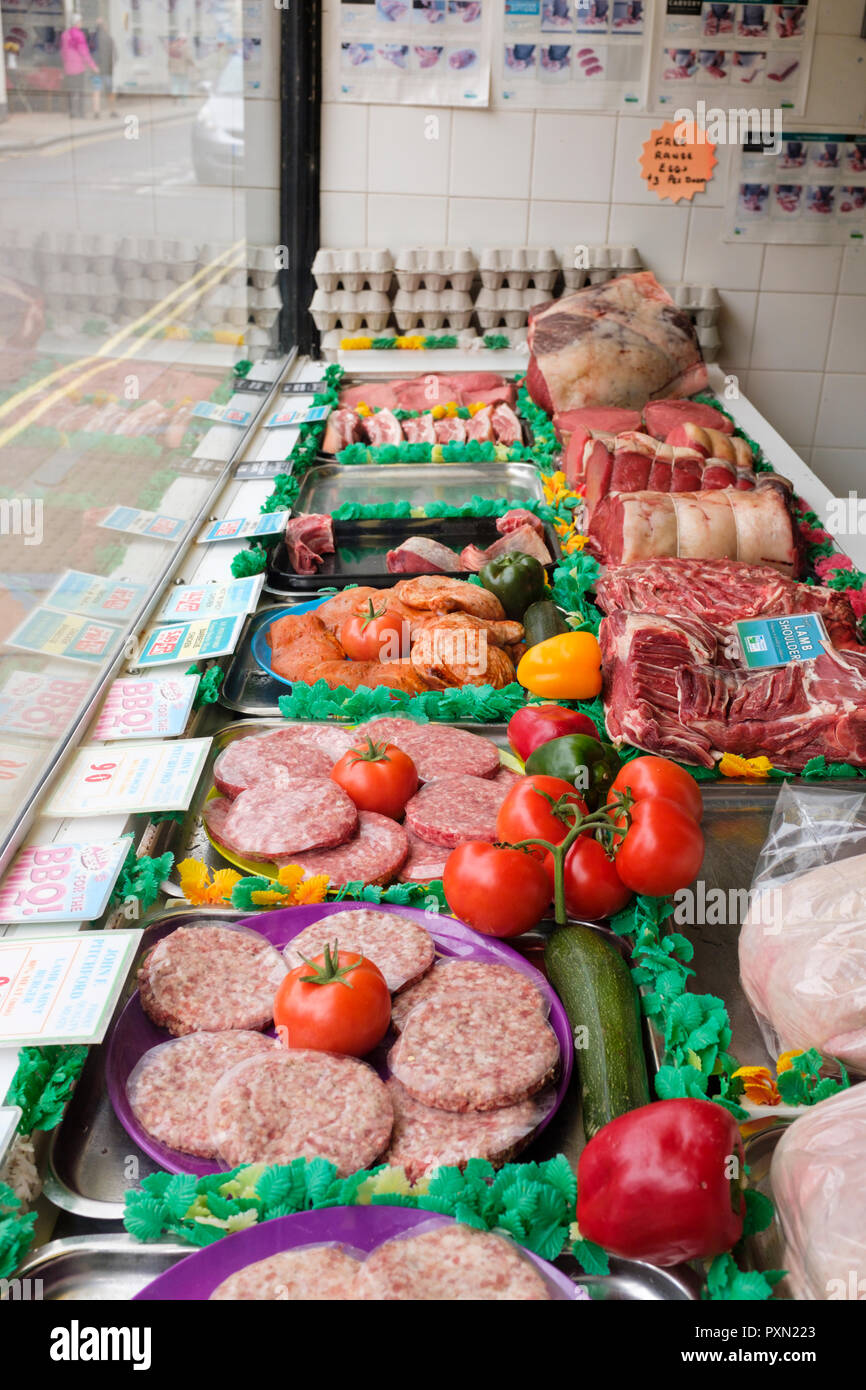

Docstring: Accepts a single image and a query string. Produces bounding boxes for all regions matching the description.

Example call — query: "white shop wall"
[319,0,866,493]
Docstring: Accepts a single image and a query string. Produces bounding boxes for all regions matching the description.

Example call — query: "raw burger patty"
[353,718,500,782]
[390,959,548,1034]
[279,812,408,888]
[203,775,358,861]
[138,925,287,1036]
[207,1049,393,1175]
[404,775,510,847]
[210,1246,362,1301]
[385,1077,555,1182]
[356,1224,551,1300]
[398,830,451,884]
[282,908,434,993]
[127,1031,276,1157]
[213,724,354,798]
[389,991,560,1111]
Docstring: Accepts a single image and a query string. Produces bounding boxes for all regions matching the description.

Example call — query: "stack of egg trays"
[670,283,722,361]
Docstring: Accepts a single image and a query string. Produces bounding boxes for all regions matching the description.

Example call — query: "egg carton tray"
[393,246,477,292]
[392,289,474,332]
[475,286,550,329]
[478,246,560,291]
[312,248,394,293]
[309,289,393,333]
[670,283,722,327]
[561,243,642,288]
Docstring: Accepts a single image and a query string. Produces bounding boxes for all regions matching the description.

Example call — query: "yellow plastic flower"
[445,401,459,417]
[396,336,425,350]
[355,401,372,418]
[277,864,306,893]
[341,336,373,350]
[467,401,486,416]
[431,405,446,419]
[293,875,330,905]
[718,753,774,780]
[177,857,241,905]
[562,533,588,555]
[776,1051,800,1074]
[250,888,292,906]
[732,1065,780,1106]
[431,444,444,463]
[165,323,190,340]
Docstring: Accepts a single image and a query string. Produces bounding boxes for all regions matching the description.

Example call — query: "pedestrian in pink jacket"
[61,14,97,120]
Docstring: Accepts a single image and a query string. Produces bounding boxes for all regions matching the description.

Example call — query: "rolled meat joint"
[739,852,866,1073]
[587,480,801,575]
[526,271,708,414]
[770,1085,866,1300]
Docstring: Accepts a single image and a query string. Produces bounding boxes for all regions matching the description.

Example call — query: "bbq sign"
[640,120,717,202]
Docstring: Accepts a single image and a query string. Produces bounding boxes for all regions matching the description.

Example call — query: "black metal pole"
[279,0,322,357]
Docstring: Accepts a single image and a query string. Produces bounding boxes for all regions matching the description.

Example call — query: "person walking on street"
[60,13,98,120]
[91,16,118,117]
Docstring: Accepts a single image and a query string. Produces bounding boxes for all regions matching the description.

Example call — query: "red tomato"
[544,836,632,921]
[443,841,552,938]
[341,601,408,662]
[615,797,705,896]
[273,945,391,1057]
[496,774,587,855]
[608,756,703,822]
[331,739,418,818]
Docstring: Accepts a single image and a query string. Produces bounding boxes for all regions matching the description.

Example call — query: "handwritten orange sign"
[639,121,717,203]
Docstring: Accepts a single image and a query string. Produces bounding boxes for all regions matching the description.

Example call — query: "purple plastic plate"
[106,901,573,1176]
[133,1206,581,1301]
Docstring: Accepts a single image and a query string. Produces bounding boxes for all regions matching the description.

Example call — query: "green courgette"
[545,923,650,1140]
[522,598,569,648]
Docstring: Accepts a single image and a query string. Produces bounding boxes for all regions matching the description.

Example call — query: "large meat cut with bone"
[526,271,708,414]
[588,480,801,575]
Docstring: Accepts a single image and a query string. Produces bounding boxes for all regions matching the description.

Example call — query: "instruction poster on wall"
[333,0,492,106]
[497,0,651,110]
[650,2,815,117]
[728,133,866,243]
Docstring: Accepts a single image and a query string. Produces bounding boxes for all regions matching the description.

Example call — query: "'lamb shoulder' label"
[736,613,829,668]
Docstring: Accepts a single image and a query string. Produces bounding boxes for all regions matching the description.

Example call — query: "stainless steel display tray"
[11,1233,698,1301]
[293,461,547,514]
[11,1235,189,1301]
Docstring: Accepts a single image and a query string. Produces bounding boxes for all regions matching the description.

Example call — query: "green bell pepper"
[479,550,547,620]
[525,733,622,811]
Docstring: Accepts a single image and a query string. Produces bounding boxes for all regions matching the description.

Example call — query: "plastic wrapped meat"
[771,1085,866,1300]
[526,272,708,414]
[740,851,866,1072]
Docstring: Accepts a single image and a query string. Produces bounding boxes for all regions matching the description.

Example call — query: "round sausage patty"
[282,908,434,993]
[203,775,358,861]
[138,925,287,1036]
[355,1224,551,1300]
[398,830,451,884]
[127,1031,277,1157]
[353,718,500,783]
[278,812,408,888]
[403,775,510,848]
[210,1246,362,1301]
[207,1049,393,1175]
[388,991,559,1111]
[213,724,354,799]
[384,1077,555,1182]
[390,959,548,1034]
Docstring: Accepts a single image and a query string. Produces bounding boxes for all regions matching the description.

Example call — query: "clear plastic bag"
[738,783,866,1072]
[772,1083,866,1301]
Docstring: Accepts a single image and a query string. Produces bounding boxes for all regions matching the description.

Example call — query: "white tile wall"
[319,28,866,482]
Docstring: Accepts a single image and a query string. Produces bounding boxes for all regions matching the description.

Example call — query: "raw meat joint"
[527,271,708,413]
[597,558,866,770]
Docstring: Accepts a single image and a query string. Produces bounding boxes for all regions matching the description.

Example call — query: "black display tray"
[267,515,562,593]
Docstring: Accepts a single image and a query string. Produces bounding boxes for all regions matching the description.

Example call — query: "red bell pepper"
[576,1098,746,1267]
[507,704,600,762]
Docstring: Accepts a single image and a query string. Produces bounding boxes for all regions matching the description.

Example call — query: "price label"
[0,838,130,923]
[0,931,142,1046]
[735,613,830,669]
[0,672,91,740]
[91,675,199,741]
[197,511,289,544]
[44,738,212,817]
[157,575,263,622]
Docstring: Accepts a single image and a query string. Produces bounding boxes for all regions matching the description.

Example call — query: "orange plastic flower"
[732,1065,781,1106]
[293,875,330,905]
[177,858,241,905]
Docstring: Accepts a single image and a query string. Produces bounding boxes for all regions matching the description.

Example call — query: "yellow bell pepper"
[517,632,602,701]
